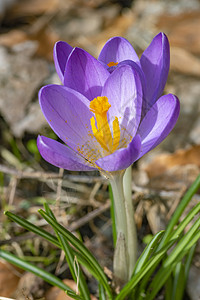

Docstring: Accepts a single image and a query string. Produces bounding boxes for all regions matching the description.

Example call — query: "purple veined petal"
[39,84,94,151]
[98,36,140,66]
[53,41,73,83]
[118,60,147,96]
[102,64,143,139]
[137,94,180,159]
[95,135,141,171]
[140,32,170,114]
[37,136,96,171]
[64,47,110,101]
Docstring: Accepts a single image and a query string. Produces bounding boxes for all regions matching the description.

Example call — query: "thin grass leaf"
[133,231,164,275]
[44,203,91,299]
[146,230,200,300]
[4,210,100,280]
[44,202,56,220]
[58,233,91,300]
[168,203,200,242]
[66,291,84,300]
[185,243,196,277]
[5,211,60,247]
[116,239,177,300]
[158,174,200,250]
[109,184,117,247]
[0,249,73,292]
[38,209,113,299]
[164,217,200,268]
[99,283,107,300]
[165,275,173,300]
[171,262,185,300]
[171,244,196,300]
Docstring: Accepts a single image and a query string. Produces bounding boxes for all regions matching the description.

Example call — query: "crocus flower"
[37,34,180,282]
[54,32,170,115]
[37,59,179,172]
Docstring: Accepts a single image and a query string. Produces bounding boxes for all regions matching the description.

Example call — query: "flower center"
[89,96,120,154]
[107,61,118,67]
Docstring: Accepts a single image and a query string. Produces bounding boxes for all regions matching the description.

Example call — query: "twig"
[0,164,61,179]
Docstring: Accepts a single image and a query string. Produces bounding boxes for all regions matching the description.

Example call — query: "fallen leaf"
[170,47,200,77]
[145,145,200,179]
[45,279,97,300]
[0,29,28,47]
[6,0,59,20]
[30,27,59,61]
[91,10,136,53]
[0,261,22,297]
[157,11,200,55]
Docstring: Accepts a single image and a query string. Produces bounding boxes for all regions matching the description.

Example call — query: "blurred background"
[0,0,200,299]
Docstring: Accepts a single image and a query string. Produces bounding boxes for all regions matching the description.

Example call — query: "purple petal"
[140,32,170,113]
[118,60,147,95]
[98,37,140,66]
[39,84,93,151]
[53,41,73,83]
[138,94,180,158]
[95,135,141,171]
[64,47,110,101]
[102,65,143,137]
[37,136,95,171]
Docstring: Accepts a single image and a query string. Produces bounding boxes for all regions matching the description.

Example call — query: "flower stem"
[109,171,129,282]
[109,168,137,283]
[123,166,137,278]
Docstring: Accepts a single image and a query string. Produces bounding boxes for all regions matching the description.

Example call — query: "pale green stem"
[123,166,137,278]
[109,171,129,282]
[108,167,137,283]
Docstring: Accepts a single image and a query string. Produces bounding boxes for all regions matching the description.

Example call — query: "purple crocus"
[37,34,180,173]
[54,32,170,113]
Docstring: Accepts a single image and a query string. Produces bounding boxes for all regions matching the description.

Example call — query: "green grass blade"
[133,231,164,275]
[146,230,200,300]
[168,203,200,242]
[185,243,196,277]
[38,209,113,299]
[58,233,91,300]
[5,211,60,247]
[109,184,117,247]
[116,239,177,300]
[158,174,200,250]
[0,249,73,292]
[171,262,185,300]
[164,217,200,268]
[165,275,173,300]
[4,210,100,281]
[44,202,91,300]
[66,291,84,300]
[99,283,107,300]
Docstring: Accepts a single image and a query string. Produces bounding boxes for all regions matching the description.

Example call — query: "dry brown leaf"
[156,11,200,55]
[0,261,22,297]
[0,29,28,47]
[0,27,58,61]
[170,47,200,77]
[7,0,59,20]
[92,11,136,53]
[145,145,200,178]
[30,27,59,60]
[45,279,97,300]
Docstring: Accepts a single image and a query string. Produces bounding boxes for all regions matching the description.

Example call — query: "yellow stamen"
[89,96,120,153]
[112,116,120,152]
[107,61,119,67]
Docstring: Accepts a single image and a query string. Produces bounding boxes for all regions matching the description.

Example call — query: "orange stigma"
[107,61,118,67]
